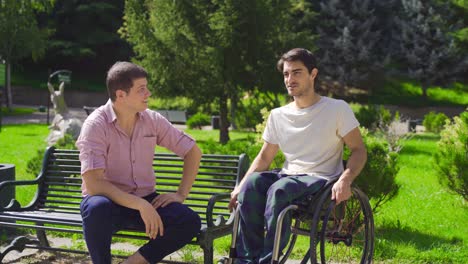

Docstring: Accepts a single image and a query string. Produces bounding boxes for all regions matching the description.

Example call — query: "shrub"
[147,96,197,113]
[354,104,392,131]
[186,112,211,129]
[26,134,77,178]
[198,136,285,170]
[234,90,282,131]
[423,111,449,133]
[344,128,400,212]
[434,110,468,200]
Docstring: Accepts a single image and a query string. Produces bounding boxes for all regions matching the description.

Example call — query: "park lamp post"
[47,70,72,125]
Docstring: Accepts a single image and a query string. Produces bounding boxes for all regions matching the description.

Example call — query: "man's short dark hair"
[106,61,148,101]
[276,48,317,73]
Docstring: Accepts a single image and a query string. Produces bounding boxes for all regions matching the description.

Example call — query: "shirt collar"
[103,99,145,123]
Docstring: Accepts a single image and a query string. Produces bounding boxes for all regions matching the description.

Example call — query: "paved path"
[1,105,88,125]
[1,105,188,130]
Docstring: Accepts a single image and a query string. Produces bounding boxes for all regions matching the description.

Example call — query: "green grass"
[1,106,35,116]
[0,124,49,205]
[1,125,467,263]
[372,134,467,263]
[369,81,468,107]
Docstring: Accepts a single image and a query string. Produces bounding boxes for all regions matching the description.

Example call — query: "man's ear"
[310,68,318,79]
[115,90,126,100]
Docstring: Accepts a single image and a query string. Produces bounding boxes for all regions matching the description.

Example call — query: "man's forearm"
[178,145,202,198]
[88,177,147,210]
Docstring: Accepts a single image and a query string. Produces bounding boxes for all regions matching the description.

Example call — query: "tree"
[306,0,386,93]
[392,0,468,98]
[31,0,132,74]
[0,0,54,109]
[121,0,303,143]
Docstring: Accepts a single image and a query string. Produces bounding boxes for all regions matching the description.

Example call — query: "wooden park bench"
[0,147,249,263]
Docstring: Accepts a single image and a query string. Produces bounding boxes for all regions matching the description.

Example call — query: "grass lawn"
[0,124,49,205]
[0,125,467,263]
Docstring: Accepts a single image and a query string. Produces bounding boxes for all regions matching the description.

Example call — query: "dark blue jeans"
[80,192,201,264]
[235,171,326,264]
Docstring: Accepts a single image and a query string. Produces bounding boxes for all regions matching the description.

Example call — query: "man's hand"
[138,200,164,239]
[228,186,241,212]
[331,179,352,205]
[151,193,185,209]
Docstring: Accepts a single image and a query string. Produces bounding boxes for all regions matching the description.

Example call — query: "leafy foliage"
[186,113,211,130]
[423,111,450,133]
[312,0,387,90]
[0,0,54,107]
[33,0,131,73]
[353,104,392,131]
[121,0,301,143]
[344,128,400,212]
[392,0,468,97]
[434,110,468,200]
[26,134,76,177]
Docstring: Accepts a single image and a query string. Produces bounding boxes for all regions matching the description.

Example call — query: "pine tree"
[393,0,467,98]
[313,0,385,92]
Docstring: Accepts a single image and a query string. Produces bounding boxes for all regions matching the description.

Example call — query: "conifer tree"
[313,0,385,92]
[393,0,467,97]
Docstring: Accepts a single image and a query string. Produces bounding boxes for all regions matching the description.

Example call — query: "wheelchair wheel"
[310,186,374,264]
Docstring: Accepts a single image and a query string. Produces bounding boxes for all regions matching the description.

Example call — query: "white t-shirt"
[263,96,359,179]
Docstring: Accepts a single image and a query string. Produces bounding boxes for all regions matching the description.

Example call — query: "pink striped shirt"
[76,100,195,197]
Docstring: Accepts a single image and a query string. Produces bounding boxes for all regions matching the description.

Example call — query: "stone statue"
[46,81,83,146]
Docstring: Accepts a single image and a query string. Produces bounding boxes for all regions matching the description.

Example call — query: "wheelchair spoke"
[313,188,373,264]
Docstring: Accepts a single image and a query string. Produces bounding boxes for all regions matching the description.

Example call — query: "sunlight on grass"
[373,133,468,263]
[0,106,35,116]
[0,124,49,204]
[2,123,467,263]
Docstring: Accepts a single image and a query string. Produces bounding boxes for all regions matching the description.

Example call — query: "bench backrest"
[35,147,249,226]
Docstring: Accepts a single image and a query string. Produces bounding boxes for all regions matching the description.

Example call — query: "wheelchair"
[220,180,374,264]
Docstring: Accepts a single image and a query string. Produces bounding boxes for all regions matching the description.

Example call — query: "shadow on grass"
[374,223,463,259]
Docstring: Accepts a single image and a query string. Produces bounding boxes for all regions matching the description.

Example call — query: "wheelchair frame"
[222,181,374,264]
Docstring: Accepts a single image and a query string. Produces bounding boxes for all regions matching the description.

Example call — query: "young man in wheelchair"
[228,48,367,264]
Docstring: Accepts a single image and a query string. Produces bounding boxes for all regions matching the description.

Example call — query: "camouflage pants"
[235,170,326,264]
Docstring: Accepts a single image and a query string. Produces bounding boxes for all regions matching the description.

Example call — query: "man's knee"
[81,195,114,221]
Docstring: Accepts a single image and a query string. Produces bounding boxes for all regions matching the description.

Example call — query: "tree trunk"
[5,61,12,111]
[230,92,238,130]
[219,92,230,144]
[421,83,428,98]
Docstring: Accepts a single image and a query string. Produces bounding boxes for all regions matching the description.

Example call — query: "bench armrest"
[206,193,232,227]
[0,179,41,211]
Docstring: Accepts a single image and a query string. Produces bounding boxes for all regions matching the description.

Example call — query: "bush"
[147,96,197,113]
[344,128,400,212]
[186,112,211,129]
[234,90,283,131]
[198,136,285,170]
[26,134,77,177]
[434,110,468,200]
[423,111,450,133]
[354,104,392,131]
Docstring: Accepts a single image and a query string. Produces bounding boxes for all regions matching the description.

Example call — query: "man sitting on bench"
[228,48,367,264]
[76,61,202,264]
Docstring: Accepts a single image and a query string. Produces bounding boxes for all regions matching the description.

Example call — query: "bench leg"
[36,229,50,247]
[202,246,213,264]
[0,236,40,262]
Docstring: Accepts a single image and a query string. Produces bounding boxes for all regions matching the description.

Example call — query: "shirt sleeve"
[75,119,107,175]
[151,112,196,157]
[336,100,360,138]
[262,111,279,144]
